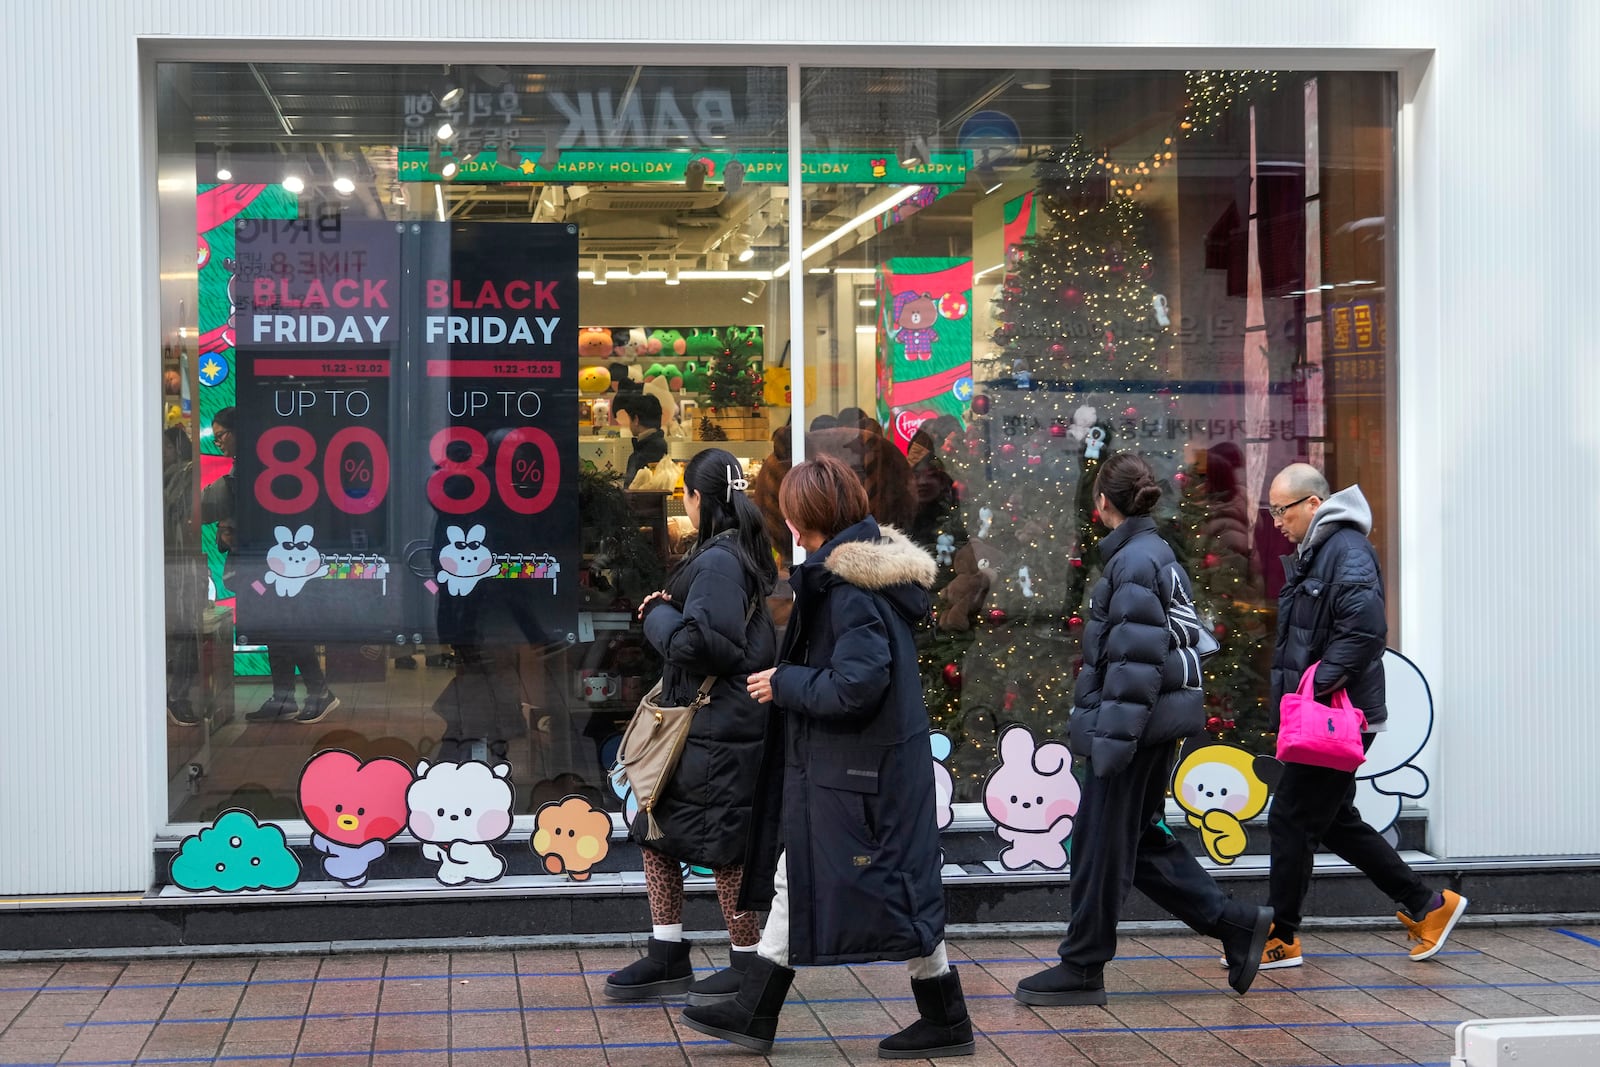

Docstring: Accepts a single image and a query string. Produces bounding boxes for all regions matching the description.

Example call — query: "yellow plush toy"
[763,365,791,407]
[578,365,611,395]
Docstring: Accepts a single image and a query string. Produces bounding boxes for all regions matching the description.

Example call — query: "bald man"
[1261,464,1465,970]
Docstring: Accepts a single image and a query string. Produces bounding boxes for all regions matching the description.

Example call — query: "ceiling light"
[706,251,729,271]
[434,183,446,222]
[685,159,708,192]
[665,261,681,286]
[1020,70,1052,90]
[538,128,561,169]
[773,187,923,278]
[593,257,608,284]
[858,295,878,308]
[741,280,766,304]
[899,135,930,168]
[333,176,355,195]
[724,158,746,195]
[439,158,459,180]
[214,146,232,183]
[435,122,457,144]
[439,85,465,111]
[390,186,407,206]
[496,141,520,170]
[627,258,641,277]
[282,173,305,194]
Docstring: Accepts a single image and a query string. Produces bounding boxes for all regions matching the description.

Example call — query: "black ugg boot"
[602,937,693,1001]
[878,967,976,1059]
[1219,904,1274,995]
[680,952,794,1054]
[683,947,755,1007]
[1013,960,1107,1007]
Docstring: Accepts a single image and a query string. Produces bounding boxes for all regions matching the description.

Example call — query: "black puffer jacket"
[634,533,776,867]
[739,519,946,966]
[1270,486,1388,727]
[1070,516,1207,777]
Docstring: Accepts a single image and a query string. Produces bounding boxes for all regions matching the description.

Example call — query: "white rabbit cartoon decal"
[264,525,328,597]
[437,524,500,596]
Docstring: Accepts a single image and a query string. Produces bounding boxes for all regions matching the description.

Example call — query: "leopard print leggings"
[641,846,762,946]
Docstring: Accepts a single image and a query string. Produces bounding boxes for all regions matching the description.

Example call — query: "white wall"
[0,1,1595,892]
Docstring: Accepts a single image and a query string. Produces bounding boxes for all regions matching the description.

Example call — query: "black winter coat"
[1069,517,1207,777]
[633,533,776,868]
[738,518,946,966]
[1271,525,1388,728]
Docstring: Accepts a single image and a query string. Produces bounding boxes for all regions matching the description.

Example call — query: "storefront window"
[159,62,790,824]
[782,67,1397,802]
[159,59,1396,835]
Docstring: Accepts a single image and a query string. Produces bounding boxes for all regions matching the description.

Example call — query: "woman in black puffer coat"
[682,453,974,1061]
[1015,452,1274,1008]
[604,449,777,1004]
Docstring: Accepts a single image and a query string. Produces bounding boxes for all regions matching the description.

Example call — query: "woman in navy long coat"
[681,453,973,1060]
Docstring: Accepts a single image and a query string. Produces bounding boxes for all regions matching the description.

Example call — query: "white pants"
[756,850,950,979]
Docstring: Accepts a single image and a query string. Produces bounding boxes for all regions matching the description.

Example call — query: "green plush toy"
[650,328,686,357]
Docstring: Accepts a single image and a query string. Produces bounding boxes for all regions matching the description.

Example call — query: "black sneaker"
[295,691,341,724]
[167,700,202,727]
[246,695,296,722]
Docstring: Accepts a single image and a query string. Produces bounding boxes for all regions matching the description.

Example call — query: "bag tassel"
[644,801,664,841]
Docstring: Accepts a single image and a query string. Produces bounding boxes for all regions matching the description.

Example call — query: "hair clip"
[725,464,749,500]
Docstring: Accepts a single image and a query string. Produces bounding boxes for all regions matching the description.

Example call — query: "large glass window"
[159,62,789,824]
[158,59,1396,832]
[775,67,1397,801]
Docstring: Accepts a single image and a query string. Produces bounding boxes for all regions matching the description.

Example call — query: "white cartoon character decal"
[983,724,1080,871]
[930,731,955,831]
[1356,649,1435,840]
[1171,743,1280,865]
[406,759,515,886]
[264,525,328,596]
[437,524,500,596]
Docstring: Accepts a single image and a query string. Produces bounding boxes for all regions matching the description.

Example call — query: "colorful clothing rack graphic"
[425,552,560,597]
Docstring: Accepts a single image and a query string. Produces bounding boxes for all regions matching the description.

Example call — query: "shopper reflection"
[164,425,202,726]
[204,407,341,725]
[612,392,668,486]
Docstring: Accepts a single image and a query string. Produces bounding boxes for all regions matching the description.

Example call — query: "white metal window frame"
[138,40,1437,851]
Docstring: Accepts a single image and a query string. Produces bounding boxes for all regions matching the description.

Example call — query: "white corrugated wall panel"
[0,2,1594,895]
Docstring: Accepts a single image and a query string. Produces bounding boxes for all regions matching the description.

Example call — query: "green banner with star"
[398,149,969,185]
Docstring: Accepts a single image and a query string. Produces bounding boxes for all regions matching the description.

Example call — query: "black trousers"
[268,643,325,696]
[1060,743,1245,969]
[1267,737,1433,939]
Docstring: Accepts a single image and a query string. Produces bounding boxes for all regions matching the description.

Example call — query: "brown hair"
[1095,451,1162,517]
[779,452,869,540]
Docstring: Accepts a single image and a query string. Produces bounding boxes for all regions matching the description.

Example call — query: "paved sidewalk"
[2,925,1599,1066]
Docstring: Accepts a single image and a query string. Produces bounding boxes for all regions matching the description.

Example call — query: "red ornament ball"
[1203,553,1220,569]
[938,292,969,320]
[1123,406,1138,418]
[1070,557,1084,568]
[1173,471,1187,485]
[1049,343,1066,357]
[1068,614,1083,629]
[942,663,962,689]
[1061,286,1083,306]
[1222,719,1237,730]
[1000,441,1018,457]
[971,394,991,416]
[1026,454,1042,466]
[988,608,1008,624]
[1050,423,1067,438]
[1206,715,1224,731]
[1003,691,1018,712]
[1213,623,1228,637]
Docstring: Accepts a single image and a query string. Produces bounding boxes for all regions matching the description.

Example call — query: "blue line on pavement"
[6,1020,1468,1067]
[0,948,1480,995]
[1554,927,1600,949]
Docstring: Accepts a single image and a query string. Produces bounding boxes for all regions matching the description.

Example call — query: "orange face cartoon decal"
[531,795,612,881]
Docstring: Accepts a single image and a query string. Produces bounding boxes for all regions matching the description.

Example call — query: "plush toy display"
[650,328,687,357]
[578,326,614,359]
[578,365,611,395]
[937,539,1002,632]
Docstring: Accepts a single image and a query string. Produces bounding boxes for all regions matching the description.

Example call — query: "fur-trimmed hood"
[805,518,935,624]
[823,524,937,591]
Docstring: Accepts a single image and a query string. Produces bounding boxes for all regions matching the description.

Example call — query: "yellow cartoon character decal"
[1170,744,1280,865]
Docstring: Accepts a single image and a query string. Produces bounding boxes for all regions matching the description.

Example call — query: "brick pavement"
[1,925,1597,1066]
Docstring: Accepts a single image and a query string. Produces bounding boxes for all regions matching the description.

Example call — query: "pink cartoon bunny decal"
[983,724,1080,871]
[438,524,500,596]
[264,525,328,597]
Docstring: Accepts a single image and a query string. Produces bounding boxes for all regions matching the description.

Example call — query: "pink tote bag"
[1276,661,1368,772]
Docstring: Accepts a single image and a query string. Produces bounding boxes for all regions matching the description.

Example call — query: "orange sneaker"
[1397,889,1468,961]
[1259,936,1303,970]
[1218,935,1302,970]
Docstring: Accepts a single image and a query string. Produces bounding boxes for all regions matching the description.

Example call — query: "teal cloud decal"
[170,809,302,892]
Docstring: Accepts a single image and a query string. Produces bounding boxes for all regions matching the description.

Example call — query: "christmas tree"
[703,328,762,412]
[916,136,1177,800]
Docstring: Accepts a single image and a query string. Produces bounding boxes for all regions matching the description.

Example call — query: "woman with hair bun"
[1015,451,1274,1007]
